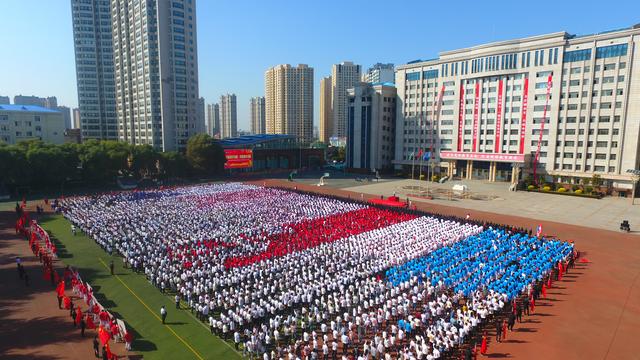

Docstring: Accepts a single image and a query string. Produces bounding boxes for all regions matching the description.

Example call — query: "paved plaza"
[294,174,640,234]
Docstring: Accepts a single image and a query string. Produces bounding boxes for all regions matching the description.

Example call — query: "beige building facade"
[395,25,640,190]
[319,76,332,144]
[331,62,361,139]
[264,64,314,144]
[0,105,65,144]
[250,97,266,134]
[219,94,237,139]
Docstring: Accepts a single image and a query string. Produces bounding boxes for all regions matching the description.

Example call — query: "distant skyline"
[0,0,638,131]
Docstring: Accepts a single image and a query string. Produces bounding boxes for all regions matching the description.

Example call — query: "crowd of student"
[56,183,576,359]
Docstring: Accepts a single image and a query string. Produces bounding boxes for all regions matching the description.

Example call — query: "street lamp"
[626,169,640,205]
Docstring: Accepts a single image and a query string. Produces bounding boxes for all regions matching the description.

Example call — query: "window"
[618,75,625,82]
[595,44,628,59]
[423,70,438,79]
[569,79,580,86]
[603,63,616,71]
[619,62,626,69]
[570,67,581,74]
[598,129,609,135]
[596,141,608,148]
[564,49,591,62]
[406,72,420,81]
[602,76,615,84]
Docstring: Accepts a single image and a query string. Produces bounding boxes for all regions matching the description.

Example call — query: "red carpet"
[370,196,407,208]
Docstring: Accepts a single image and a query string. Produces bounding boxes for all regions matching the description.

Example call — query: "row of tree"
[0,133,226,193]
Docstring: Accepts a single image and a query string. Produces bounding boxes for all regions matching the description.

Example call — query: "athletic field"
[40,215,241,360]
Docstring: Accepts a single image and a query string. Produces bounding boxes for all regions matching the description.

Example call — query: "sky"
[0,0,638,131]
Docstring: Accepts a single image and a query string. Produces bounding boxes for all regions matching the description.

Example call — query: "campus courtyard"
[0,179,638,360]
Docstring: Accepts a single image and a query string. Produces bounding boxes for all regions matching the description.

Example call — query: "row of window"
[563,44,628,63]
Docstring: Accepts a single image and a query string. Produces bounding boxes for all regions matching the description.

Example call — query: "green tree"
[186,133,225,176]
[591,174,603,187]
[131,144,159,178]
[160,151,189,179]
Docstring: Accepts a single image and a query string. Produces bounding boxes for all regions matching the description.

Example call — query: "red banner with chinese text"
[472,81,481,152]
[457,81,465,152]
[519,78,529,154]
[494,79,504,153]
[224,149,253,169]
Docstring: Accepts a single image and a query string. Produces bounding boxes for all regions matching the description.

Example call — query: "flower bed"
[526,188,602,199]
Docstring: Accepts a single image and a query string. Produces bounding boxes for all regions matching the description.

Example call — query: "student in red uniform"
[480,331,488,355]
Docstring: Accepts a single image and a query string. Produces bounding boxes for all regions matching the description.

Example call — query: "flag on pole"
[536,224,543,237]
[423,151,431,161]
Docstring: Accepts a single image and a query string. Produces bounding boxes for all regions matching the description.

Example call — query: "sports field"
[2,180,638,360]
[39,215,241,360]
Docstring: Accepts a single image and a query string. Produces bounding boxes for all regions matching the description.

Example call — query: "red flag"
[99,326,110,345]
[56,280,65,297]
[106,343,113,359]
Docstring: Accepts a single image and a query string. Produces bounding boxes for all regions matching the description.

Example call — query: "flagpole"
[411,152,415,180]
[419,150,424,181]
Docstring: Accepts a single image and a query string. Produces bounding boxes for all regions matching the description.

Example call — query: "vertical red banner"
[457,81,465,151]
[518,78,529,154]
[472,81,481,152]
[494,79,504,153]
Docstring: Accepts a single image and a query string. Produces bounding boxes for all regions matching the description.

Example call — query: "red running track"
[224,207,417,268]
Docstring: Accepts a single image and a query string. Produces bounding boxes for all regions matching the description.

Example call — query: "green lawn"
[40,215,241,360]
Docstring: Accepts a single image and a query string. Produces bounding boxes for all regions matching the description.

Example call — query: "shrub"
[585,186,593,194]
[527,185,535,190]
[557,188,567,193]
[571,184,579,191]
[575,189,583,195]
[543,186,551,191]
[432,175,440,182]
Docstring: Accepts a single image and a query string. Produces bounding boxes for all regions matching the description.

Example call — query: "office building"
[73,108,81,129]
[250,96,266,134]
[13,95,47,107]
[331,62,361,139]
[71,0,118,140]
[395,24,640,193]
[207,103,220,138]
[0,96,9,105]
[111,0,200,151]
[319,76,332,144]
[65,128,82,144]
[0,105,65,144]
[364,63,395,84]
[347,83,397,171]
[219,94,237,139]
[57,106,72,129]
[265,64,314,144]
[45,97,58,109]
[197,97,206,134]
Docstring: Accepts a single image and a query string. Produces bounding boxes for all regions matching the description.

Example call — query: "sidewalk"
[0,208,127,360]
[343,178,640,234]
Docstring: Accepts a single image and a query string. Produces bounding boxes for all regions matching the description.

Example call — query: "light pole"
[626,169,640,205]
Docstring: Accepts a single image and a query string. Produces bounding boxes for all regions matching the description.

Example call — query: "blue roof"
[218,134,295,147]
[0,104,60,113]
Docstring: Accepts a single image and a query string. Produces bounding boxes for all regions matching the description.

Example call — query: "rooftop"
[0,104,60,113]
[218,134,295,147]
[403,24,640,66]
